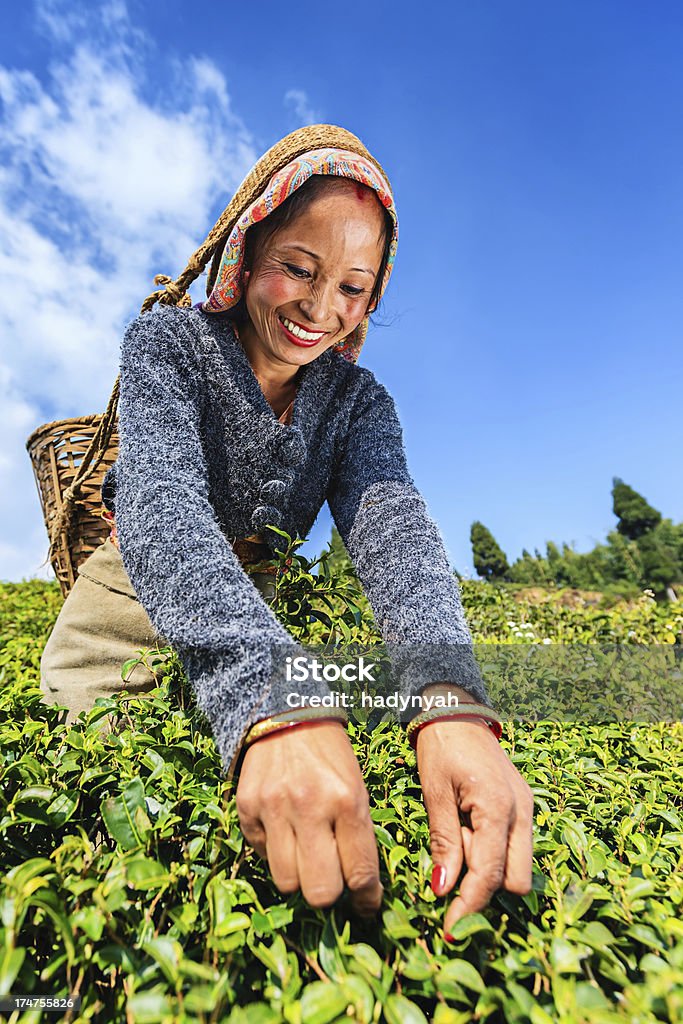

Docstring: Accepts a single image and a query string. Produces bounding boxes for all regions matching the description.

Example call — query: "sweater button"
[101,463,117,512]
[259,479,287,503]
[275,426,305,467]
[251,505,284,533]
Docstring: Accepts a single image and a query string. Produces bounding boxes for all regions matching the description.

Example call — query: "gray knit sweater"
[102,305,491,774]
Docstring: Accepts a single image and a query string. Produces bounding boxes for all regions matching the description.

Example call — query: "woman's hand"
[235,720,383,916]
[416,701,534,938]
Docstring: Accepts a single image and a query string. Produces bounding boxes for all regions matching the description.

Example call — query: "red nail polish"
[444,932,455,942]
[431,864,447,893]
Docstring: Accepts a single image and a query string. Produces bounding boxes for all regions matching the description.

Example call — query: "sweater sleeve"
[326,373,494,713]
[114,307,329,774]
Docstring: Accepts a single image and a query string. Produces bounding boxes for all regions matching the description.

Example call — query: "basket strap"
[48,375,121,557]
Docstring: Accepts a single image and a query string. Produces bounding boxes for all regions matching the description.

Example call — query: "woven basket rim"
[25,412,116,451]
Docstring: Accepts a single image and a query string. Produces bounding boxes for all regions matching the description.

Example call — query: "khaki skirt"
[40,538,276,726]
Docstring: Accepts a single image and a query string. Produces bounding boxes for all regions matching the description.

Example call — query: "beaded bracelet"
[407,703,503,750]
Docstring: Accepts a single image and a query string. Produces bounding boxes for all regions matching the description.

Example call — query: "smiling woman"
[234,173,394,320]
[233,177,393,413]
[39,123,533,935]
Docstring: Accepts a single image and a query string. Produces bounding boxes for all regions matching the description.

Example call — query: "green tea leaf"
[0,946,25,995]
[214,912,251,938]
[140,936,183,984]
[437,958,485,993]
[383,908,419,940]
[300,981,349,1023]
[101,777,150,850]
[443,913,494,942]
[348,943,384,979]
[384,993,429,1024]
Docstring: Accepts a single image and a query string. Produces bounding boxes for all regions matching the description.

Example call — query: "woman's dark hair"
[227,174,394,323]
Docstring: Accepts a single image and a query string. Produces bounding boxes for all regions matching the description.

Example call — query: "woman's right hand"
[235,720,383,916]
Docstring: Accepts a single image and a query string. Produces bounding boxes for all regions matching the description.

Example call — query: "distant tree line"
[470,478,682,600]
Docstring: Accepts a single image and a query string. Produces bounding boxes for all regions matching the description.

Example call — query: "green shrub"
[0,538,681,1022]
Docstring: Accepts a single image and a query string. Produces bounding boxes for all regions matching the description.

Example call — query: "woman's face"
[240,180,387,374]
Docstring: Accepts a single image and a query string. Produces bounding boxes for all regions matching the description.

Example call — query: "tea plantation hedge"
[1,545,681,1023]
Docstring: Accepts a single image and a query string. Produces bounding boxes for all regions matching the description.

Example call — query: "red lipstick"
[278,316,326,348]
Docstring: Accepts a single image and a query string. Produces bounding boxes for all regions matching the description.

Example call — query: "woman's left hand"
[416,710,534,938]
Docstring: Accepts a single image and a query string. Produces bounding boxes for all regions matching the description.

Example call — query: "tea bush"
[0,539,681,1023]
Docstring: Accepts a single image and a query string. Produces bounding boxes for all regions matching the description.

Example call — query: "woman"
[41,125,533,937]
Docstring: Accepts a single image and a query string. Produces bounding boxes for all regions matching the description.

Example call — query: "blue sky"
[1,0,681,582]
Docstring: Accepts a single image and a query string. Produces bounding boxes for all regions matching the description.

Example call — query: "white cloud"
[35,0,141,49]
[0,0,257,581]
[284,88,321,127]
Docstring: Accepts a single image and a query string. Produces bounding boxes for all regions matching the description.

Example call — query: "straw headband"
[202,147,399,364]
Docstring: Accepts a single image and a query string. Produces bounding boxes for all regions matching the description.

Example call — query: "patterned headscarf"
[201,147,398,364]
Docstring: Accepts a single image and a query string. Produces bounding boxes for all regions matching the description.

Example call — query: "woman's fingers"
[293,820,345,907]
[334,800,384,916]
[444,779,533,934]
[260,812,300,894]
[234,802,268,861]
[501,777,535,894]
[235,721,382,914]
[262,774,382,914]
[443,793,515,934]
[417,768,465,897]
[416,719,534,935]
[258,800,383,915]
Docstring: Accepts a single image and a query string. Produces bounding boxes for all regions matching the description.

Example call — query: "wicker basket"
[26,414,119,599]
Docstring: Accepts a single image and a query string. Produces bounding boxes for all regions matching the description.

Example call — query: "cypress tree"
[612,477,662,540]
[470,521,510,581]
[637,520,683,597]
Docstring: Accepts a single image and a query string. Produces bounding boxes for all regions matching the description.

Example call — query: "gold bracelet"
[225,708,350,783]
[407,703,503,748]
[244,707,349,747]
[407,702,502,734]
